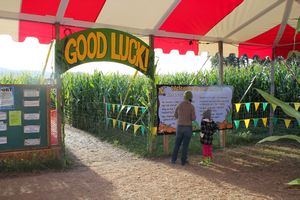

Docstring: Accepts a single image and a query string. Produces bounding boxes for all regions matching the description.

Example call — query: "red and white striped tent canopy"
[0,0,299,58]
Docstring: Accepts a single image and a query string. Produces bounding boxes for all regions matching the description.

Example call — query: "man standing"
[171,90,196,165]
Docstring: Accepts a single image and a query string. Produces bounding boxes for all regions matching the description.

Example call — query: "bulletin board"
[157,85,233,135]
[0,84,49,151]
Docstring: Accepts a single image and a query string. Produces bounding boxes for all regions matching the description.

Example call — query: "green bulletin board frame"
[0,84,49,151]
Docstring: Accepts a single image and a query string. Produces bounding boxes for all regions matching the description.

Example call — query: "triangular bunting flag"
[116,104,121,112]
[107,103,111,112]
[245,103,251,112]
[134,106,139,116]
[126,106,132,114]
[271,104,277,112]
[151,127,157,135]
[112,104,115,113]
[134,124,141,134]
[262,102,268,111]
[112,119,117,128]
[141,107,146,113]
[140,126,145,135]
[126,123,132,131]
[284,119,291,128]
[122,121,126,131]
[294,103,300,111]
[254,102,260,111]
[106,118,110,126]
[297,120,300,127]
[262,118,268,127]
[121,105,125,112]
[253,118,259,127]
[244,119,250,128]
[234,120,240,129]
[117,120,121,129]
[272,117,278,125]
[235,103,241,113]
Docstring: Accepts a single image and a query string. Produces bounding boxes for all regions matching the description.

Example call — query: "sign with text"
[157,85,233,134]
[56,28,155,78]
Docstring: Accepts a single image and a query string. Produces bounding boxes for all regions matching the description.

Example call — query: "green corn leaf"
[257,135,300,144]
[255,89,300,120]
[287,178,300,185]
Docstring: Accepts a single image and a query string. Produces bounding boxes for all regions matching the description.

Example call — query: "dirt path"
[0,126,299,200]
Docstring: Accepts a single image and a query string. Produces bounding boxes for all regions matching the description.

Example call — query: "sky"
[0,35,212,76]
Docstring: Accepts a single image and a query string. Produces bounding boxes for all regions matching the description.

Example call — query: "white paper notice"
[24,125,40,133]
[24,138,40,146]
[24,113,40,120]
[0,136,7,144]
[24,89,40,97]
[24,100,40,107]
[0,121,7,131]
[0,112,7,120]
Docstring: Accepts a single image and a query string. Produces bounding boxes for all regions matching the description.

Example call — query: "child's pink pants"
[202,144,212,158]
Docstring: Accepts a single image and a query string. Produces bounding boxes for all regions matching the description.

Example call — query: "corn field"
[0,62,299,133]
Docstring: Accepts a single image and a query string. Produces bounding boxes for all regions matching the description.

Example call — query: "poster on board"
[157,85,233,134]
[0,86,14,110]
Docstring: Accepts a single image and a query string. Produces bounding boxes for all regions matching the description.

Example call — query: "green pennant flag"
[245,103,251,112]
[126,123,131,131]
[107,103,111,112]
[298,120,300,127]
[141,107,146,113]
[117,120,121,129]
[253,118,259,127]
[126,106,132,114]
[272,117,278,125]
[234,120,240,129]
[116,104,121,112]
[262,102,268,111]
[140,126,145,135]
[106,118,111,126]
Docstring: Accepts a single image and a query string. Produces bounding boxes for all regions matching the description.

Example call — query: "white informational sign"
[24,125,40,133]
[157,85,233,134]
[24,113,40,120]
[24,138,40,146]
[0,86,14,109]
[24,100,40,107]
[0,136,7,144]
[0,112,7,120]
[0,121,7,131]
[24,89,40,97]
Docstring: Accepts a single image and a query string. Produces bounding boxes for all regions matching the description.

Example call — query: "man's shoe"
[181,160,189,166]
[170,160,176,164]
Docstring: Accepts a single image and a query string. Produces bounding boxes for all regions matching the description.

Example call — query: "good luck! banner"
[157,85,233,134]
[55,28,155,78]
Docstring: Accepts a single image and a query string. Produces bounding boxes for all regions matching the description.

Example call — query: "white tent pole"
[218,41,225,148]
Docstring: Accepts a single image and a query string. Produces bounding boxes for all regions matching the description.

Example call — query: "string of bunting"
[233,118,300,129]
[106,118,158,136]
[234,102,300,112]
[105,103,147,116]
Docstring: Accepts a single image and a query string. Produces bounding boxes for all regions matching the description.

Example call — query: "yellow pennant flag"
[122,121,126,131]
[244,119,250,129]
[133,124,141,134]
[284,119,291,128]
[254,102,260,111]
[235,103,241,113]
[294,103,300,111]
[121,105,126,112]
[134,106,139,116]
[271,104,277,111]
[151,127,157,136]
[112,104,115,113]
[262,118,268,127]
[112,119,117,128]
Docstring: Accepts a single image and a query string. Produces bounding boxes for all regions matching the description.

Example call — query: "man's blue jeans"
[171,125,192,164]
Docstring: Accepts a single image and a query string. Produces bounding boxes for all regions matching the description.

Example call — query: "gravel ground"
[0,126,299,200]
